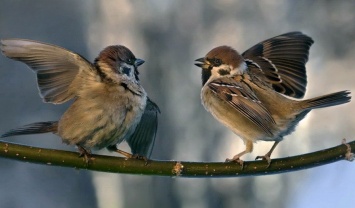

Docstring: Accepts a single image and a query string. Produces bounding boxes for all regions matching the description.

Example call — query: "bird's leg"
[226,140,253,169]
[107,145,133,158]
[77,145,93,164]
[107,145,149,164]
[255,141,280,167]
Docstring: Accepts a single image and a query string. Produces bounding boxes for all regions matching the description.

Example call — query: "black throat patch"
[201,68,211,86]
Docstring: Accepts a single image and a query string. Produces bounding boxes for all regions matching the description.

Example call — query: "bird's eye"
[127,59,133,64]
[214,58,222,66]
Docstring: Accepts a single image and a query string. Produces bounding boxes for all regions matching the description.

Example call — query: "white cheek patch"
[210,64,231,77]
[208,61,247,82]
[230,61,247,75]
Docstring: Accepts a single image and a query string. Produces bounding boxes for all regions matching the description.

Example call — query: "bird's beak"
[134,58,145,67]
[194,57,206,68]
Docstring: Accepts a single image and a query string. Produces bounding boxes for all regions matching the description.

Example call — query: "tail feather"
[1,121,58,138]
[303,90,351,109]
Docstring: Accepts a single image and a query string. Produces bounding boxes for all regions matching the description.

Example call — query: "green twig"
[0,140,353,177]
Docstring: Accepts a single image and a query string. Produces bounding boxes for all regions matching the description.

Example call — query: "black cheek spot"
[122,67,131,75]
[218,69,230,75]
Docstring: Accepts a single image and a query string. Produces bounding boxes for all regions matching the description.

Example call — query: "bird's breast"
[58,81,147,149]
[201,86,269,142]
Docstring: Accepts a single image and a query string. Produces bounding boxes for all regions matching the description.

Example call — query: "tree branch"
[0,140,353,177]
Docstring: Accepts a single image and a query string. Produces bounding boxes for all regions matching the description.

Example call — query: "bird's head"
[95,45,144,83]
[195,46,247,85]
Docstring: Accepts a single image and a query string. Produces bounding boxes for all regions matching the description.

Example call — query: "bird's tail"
[302,90,351,110]
[1,121,58,138]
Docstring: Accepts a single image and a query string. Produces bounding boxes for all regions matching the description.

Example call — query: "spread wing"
[0,39,95,104]
[126,98,160,158]
[208,77,275,136]
[242,32,314,98]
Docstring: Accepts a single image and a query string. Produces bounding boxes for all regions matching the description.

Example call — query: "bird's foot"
[342,139,354,161]
[132,154,150,165]
[255,154,272,168]
[132,154,148,161]
[106,146,149,164]
[78,146,94,165]
[225,157,244,169]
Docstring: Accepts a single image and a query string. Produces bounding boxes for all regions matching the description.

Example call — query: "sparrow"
[0,39,160,161]
[194,32,351,167]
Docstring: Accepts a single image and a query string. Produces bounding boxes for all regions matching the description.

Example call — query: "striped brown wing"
[242,32,314,98]
[208,77,275,136]
[1,39,95,104]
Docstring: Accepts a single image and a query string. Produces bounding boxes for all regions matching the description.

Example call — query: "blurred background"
[0,1,354,208]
